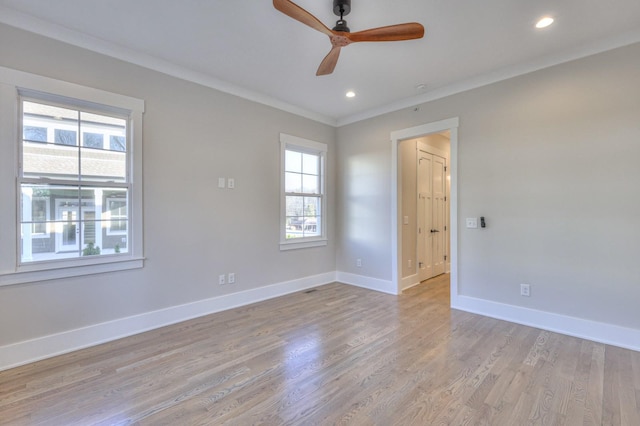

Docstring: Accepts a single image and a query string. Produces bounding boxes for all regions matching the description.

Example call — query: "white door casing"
[391,117,458,295]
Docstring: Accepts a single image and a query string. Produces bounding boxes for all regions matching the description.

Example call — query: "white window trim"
[279,133,328,251]
[0,66,144,286]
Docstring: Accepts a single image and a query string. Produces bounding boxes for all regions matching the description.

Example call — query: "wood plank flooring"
[1,274,639,425]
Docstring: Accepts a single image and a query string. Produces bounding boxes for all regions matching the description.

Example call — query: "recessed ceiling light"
[415,83,427,91]
[345,91,356,98]
[536,16,554,29]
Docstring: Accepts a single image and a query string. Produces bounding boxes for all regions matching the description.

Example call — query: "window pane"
[23,142,80,180]
[19,185,129,262]
[285,150,302,173]
[23,101,80,179]
[22,101,78,145]
[302,216,320,237]
[81,111,126,153]
[20,184,81,262]
[286,196,303,217]
[82,217,98,252]
[79,187,98,212]
[285,172,302,193]
[80,112,127,182]
[303,197,320,217]
[302,174,319,194]
[32,198,48,232]
[302,153,319,175]
[80,145,126,182]
[106,192,128,237]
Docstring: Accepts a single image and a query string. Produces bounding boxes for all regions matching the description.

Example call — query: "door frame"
[390,117,459,301]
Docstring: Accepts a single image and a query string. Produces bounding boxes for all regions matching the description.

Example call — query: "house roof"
[24,143,126,182]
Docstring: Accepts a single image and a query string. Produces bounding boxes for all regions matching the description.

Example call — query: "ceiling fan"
[273,0,425,76]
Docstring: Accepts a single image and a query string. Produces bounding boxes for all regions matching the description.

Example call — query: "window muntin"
[280,134,327,249]
[0,67,144,286]
[19,98,130,264]
[284,151,322,239]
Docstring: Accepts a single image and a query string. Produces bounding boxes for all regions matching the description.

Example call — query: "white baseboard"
[452,295,640,352]
[400,273,420,292]
[336,271,396,295]
[4,273,638,371]
[0,271,336,371]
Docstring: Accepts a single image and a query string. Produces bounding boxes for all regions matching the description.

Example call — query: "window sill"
[280,238,328,251]
[0,257,144,286]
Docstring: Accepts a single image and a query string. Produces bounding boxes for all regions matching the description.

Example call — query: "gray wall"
[0,23,336,346]
[2,21,639,351]
[337,42,640,330]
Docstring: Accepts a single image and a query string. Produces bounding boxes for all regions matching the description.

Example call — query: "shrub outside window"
[0,66,144,286]
[20,99,130,262]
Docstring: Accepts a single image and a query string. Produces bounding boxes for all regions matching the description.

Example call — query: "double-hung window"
[280,133,327,250]
[0,66,144,285]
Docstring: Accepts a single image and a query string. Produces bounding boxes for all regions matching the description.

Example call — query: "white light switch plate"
[466,218,478,228]
[218,178,225,188]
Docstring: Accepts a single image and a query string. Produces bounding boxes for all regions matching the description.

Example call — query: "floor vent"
[304,289,318,294]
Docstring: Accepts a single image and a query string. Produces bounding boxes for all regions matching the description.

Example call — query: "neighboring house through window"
[0,66,144,286]
[280,133,327,250]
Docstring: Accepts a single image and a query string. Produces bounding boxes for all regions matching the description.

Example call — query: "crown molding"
[0,6,337,127]
[2,6,639,129]
[337,28,640,127]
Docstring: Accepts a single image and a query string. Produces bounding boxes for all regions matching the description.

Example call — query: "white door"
[417,145,447,281]
[55,202,97,253]
[56,204,79,252]
[417,153,433,281]
[432,155,446,276]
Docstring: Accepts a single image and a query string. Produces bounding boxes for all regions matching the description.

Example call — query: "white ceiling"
[1,0,640,126]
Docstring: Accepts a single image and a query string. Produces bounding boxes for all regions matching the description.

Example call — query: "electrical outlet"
[228,273,235,284]
[227,178,235,189]
[356,258,362,267]
[219,274,225,285]
[520,283,530,297]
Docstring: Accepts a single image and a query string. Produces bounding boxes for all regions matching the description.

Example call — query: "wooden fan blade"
[273,0,333,36]
[346,23,425,43]
[316,46,341,76]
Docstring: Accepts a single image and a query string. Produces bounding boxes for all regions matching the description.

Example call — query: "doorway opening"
[390,118,459,302]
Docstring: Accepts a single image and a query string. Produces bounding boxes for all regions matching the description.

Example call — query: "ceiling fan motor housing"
[332,0,351,32]
[333,0,351,17]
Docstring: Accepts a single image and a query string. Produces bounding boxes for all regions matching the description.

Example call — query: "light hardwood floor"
[1,274,639,425]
